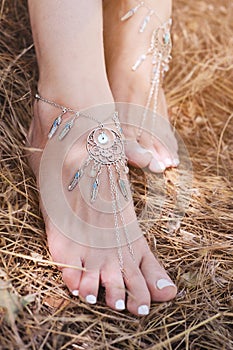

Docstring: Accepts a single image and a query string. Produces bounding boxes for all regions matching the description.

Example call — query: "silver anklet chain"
[35,93,135,273]
[121,1,172,140]
[35,93,104,139]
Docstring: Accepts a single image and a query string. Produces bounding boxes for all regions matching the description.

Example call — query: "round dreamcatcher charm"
[86,127,124,165]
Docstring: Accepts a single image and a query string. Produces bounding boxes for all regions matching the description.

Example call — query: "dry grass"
[0,0,233,349]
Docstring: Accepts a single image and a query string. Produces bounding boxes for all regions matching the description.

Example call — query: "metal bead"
[97,132,108,145]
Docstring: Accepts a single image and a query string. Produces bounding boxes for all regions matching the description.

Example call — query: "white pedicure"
[156,279,176,290]
[137,147,153,155]
[72,290,79,297]
[173,158,180,166]
[164,158,173,167]
[158,161,166,171]
[138,305,149,315]
[86,294,97,304]
[115,299,125,310]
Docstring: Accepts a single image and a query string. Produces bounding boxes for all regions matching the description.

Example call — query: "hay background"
[0,0,233,349]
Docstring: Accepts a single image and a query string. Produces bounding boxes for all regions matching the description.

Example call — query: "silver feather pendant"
[68,169,83,191]
[118,178,129,201]
[132,54,147,71]
[48,114,63,139]
[91,178,99,202]
[139,10,154,33]
[59,117,75,140]
[120,3,142,21]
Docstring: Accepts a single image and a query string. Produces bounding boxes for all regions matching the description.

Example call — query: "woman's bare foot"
[27,0,177,316]
[103,0,179,172]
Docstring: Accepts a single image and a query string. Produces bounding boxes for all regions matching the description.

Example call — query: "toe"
[140,252,177,302]
[62,262,83,296]
[124,265,151,316]
[148,157,166,173]
[125,140,153,168]
[101,263,126,311]
[152,138,178,169]
[79,268,100,305]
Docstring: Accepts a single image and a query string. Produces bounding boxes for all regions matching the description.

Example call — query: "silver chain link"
[35,93,103,126]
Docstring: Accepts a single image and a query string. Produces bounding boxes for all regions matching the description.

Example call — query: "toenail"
[164,158,173,167]
[173,158,180,166]
[158,161,166,171]
[86,294,97,304]
[115,299,125,310]
[72,290,79,297]
[138,147,153,156]
[138,305,149,316]
[156,279,176,290]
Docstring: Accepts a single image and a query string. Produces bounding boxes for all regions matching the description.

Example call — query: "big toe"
[125,140,153,168]
[140,251,177,302]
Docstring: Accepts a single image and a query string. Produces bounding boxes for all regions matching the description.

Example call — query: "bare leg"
[103,0,179,172]
[27,0,177,316]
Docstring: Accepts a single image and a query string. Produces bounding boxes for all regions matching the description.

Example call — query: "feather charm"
[139,10,154,33]
[118,178,129,201]
[132,54,147,71]
[59,117,75,140]
[48,114,63,139]
[68,169,83,191]
[91,178,99,202]
[120,2,143,21]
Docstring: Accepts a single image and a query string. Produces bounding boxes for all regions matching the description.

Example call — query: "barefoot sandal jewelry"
[121,1,172,140]
[35,93,135,272]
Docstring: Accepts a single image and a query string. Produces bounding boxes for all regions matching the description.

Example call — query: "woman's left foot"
[103,0,179,173]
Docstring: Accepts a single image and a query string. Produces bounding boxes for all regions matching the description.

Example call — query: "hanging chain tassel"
[113,111,123,135]
[108,165,124,272]
[121,1,172,136]
[109,165,135,265]
[126,13,172,140]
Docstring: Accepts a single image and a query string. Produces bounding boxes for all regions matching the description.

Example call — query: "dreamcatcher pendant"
[68,125,129,204]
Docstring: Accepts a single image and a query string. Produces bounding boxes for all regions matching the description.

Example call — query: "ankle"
[37,77,114,111]
[28,83,115,148]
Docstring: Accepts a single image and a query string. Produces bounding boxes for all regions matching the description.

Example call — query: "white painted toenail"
[115,299,125,310]
[138,305,149,315]
[157,279,176,290]
[72,290,79,297]
[158,161,166,170]
[173,158,180,166]
[138,147,153,156]
[86,294,97,304]
[164,158,173,167]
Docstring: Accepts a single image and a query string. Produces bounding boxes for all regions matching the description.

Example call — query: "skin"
[27,0,177,316]
[103,0,179,172]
